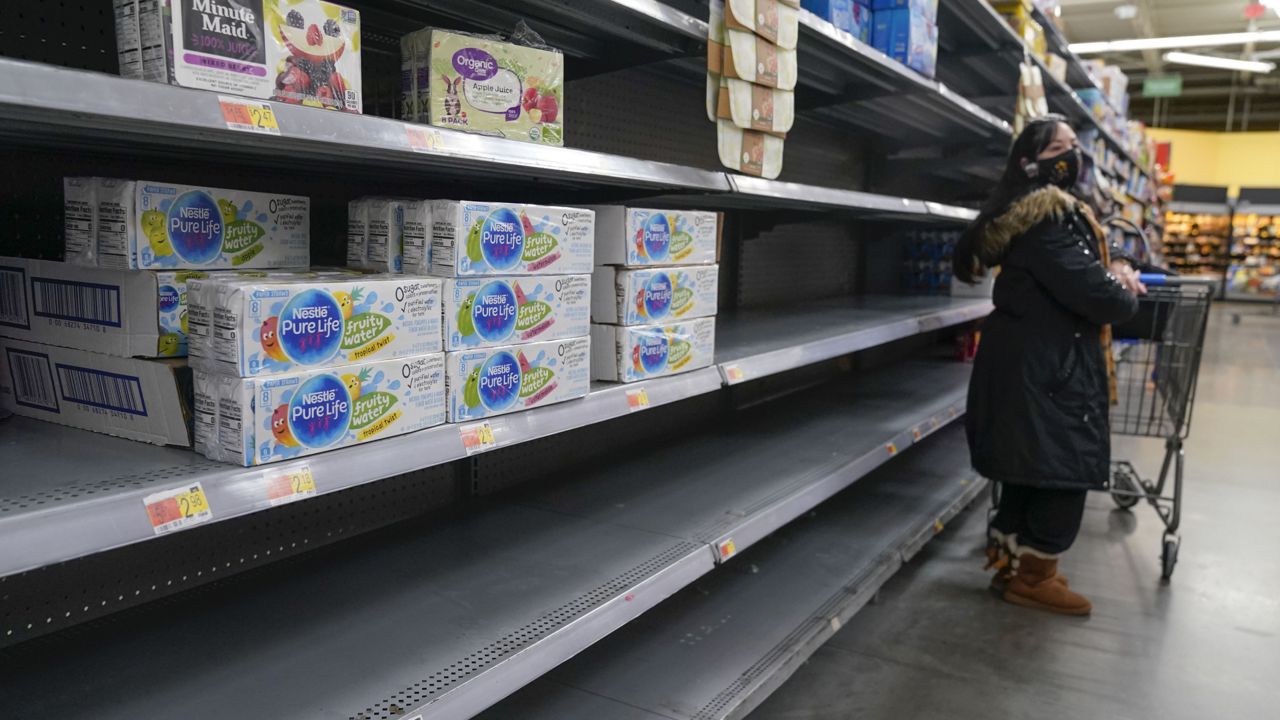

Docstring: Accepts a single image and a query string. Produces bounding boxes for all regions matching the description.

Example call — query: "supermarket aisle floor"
[750,304,1280,720]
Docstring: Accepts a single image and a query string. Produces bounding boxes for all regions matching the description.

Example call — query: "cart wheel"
[1110,469,1141,510]
[1232,313,1241,325]
[1161,534,1180,581]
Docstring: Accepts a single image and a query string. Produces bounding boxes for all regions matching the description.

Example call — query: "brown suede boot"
[1003,554,1092,616]
[985,542,1014,595]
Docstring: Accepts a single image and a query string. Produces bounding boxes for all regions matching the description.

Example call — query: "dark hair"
[953,115,1069,283]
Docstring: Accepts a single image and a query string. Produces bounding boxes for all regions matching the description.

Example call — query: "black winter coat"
[966,186,1139,490]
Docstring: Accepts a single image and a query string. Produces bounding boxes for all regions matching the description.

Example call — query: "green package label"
[223,220,266,254]
[519,365,554,399]
[342,313,393,350]
[516,300,552,332]
[350,391,399,430]
[668,339,692,367]
[522,232,558,262]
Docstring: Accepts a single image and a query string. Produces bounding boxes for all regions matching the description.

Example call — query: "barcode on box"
[55,363,147,416]
[5,348,58,412]
[0,266,30,329]
[31,277,122,327]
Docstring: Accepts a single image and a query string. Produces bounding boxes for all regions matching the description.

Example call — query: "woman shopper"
[953,115,1145,616]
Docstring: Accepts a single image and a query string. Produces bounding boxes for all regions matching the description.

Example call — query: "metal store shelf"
[1168,201,1232,215]
[480,424,986,720]
[0,368,719,578]
[0,361,972,720]
[0,297,989,578]
[715,296,992,384]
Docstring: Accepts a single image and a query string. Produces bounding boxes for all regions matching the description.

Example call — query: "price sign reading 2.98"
[143,483,214,535]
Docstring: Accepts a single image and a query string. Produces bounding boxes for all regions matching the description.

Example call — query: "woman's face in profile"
[1038,122,1079,160]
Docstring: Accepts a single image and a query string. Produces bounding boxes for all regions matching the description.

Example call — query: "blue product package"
[871,0,937,20]
[871,10,894,54]
[802,0,855,32]
[873,9,909,60]
[905,12,938,77]
[851,3,872,43]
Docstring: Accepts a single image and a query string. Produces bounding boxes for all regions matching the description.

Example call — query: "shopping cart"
[1107,274,1214,580]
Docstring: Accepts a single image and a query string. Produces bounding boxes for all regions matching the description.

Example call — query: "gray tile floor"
[750,304,1280,720]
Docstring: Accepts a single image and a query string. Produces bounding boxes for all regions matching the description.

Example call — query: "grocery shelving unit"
[1226,188,1280,304]
[0,1,1147,718]
[1162,185,1233,286]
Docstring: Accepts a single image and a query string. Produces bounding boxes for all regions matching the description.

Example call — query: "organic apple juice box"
[190,275,442,376]
[427,29,564,146]
[589,207,719,267]
[590,317,716,383]
[134,181,310,270]
[443,275,589,351]
[430,201,594,276]
[195,353,445,466]
[445,337,590,422]
[592,265,719,325]
[169,0,363,113]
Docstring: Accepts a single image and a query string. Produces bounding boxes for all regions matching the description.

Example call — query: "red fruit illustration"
[634,289,646,318]
[513,281,529,306]
[631,345,643,373]
[517,351,533,374]
[634,228,645,257]
[306,23,323,47]
[519,211,535,236]
[260,317,288,362]
[536,94,559,122]
[316,84,334,102]
[271,404,299,447]
[521,87,540,111]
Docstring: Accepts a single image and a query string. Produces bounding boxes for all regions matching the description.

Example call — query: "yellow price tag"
[724,365,746,384]
[460,421,497,455]
[912,428,922,441]
[143,482,213,535]
[406,124,446,153]
[265,465,316,506]
[886,442,898,456]
[934,519,945,533]
[219,96,281,135]
[718,539,738,561]
[626,387,651,412]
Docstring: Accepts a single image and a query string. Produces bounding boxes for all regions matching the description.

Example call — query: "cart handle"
[1139,274,1217,287]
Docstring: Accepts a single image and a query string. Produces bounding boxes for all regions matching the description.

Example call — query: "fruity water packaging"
[195,353,445,466]
[430,201,594,276]
[592,266,719,325]
[169,0,362,113]
[134,181,310,270]
[189,275,441,376]
[442,275,589,351]
[590,317,716,383]
[589,207,718,267]
[445,337,590,422]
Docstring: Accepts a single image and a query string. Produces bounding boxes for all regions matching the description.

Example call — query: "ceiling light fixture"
[1163,51,1276,73]
[1070,30,1280,54]
[1114,4,1138,20]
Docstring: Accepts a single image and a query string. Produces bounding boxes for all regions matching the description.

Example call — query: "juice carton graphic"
[430,201,594,276]
[591,318,716,383]
[189,275,442,376]
[443,275,590,350]
[593,266,719,325]
[590,207,719,267]
[195,353,445,466]
[445,337,590,422]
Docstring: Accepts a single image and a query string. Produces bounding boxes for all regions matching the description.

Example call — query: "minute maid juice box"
[134,181,310,270]
[445,337,590,422]
[443,275,589,351]
[592,265,719,325]
[195,353,445,466]
[430,201,594,276]
[425,29,564,146]
[590,317,716,383]
[589,207,718,267]
[191,275,442,376]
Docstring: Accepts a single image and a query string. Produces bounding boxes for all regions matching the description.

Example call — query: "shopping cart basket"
[1107,274,1213,580]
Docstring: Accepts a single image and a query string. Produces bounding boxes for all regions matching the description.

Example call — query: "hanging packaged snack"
[717,120,785,179]
[723,0,799,49]
[722,28,798,90]
[708,0,727,122]
[716,77,794,135]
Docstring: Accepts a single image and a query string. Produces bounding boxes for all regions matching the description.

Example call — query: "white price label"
[264,464,316,506]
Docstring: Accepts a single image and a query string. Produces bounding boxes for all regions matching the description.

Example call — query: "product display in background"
[592,266,720,325]
[65,178,310,271]
[115,0,363,113]
[1162,211,1230,276]
[430,201,595,276]
[872,0,939,78]
[0,337,192,446]
[403,27,564,146]
[900,230,957,295]
[195,352,445,466]
[591,318,716,383]
[445,337,590,422]
[591,207,719,267]
[443,275,590,350]
[0,256,201,358]
[1227,213,1280,298]
[188,275,442,377]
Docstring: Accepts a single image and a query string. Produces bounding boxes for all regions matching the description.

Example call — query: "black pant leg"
[1017,487,1089,555]
[990,483,1030,538]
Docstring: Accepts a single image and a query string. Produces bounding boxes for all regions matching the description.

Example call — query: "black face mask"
[1026,148,1081,189]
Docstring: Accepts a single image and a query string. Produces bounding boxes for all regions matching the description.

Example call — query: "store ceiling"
[1059,0,1280,130]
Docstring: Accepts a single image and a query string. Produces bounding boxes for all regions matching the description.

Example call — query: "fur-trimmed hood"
[974,185,1093,266]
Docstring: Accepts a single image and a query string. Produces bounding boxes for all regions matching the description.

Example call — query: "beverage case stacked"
[0,177,317,448]
[430,200,595,423]
[589,208,720,384]
[187,273,447,466]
